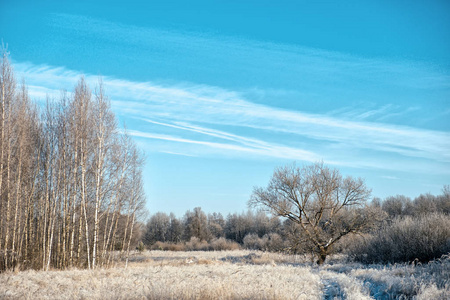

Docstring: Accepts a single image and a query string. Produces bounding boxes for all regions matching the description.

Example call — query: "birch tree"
[0,46,16,269]
[91,80,115,268]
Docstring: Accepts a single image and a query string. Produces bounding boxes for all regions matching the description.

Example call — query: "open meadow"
[1,250,448,300]
[2,2,450,300]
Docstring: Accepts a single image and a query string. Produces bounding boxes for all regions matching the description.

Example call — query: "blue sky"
[1,0,449,216]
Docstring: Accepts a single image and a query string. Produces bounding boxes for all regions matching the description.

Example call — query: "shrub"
[265,233,285,252]
[349,213,450,263]
[147,238,240,252]
[243,233,266,250]
[210,237,240,251]
[185,237,210,251]
[150,241,186,251]
[136,241,146,252]
[243,233,287,252]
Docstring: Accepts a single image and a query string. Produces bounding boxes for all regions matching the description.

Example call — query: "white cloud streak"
[10,12,450,176]
[127,130,320,162]
[13,60,450,176]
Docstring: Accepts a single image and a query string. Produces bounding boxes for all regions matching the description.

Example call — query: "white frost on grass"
[0,251,321,300]
[321,255,450,299]
[318,270,372,300]
[0,251,448,299]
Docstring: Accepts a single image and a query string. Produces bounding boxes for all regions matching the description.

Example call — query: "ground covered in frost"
[0,250,448,299]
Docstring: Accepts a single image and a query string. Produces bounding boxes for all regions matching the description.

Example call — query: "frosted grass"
[0,251,321,300]
[0,250,448,299]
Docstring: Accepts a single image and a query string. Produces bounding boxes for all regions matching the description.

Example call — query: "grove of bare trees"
[0,49,146,272]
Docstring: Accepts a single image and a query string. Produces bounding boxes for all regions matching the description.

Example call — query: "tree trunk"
[125,211,136,269]
[316,247,328,265]
[69,139,78,267]
[4,96,13,269]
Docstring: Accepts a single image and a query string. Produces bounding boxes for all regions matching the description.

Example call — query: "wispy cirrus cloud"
[328,104,421,122]
[10,13,450,175]
[127,129,321,162]
[39,12,450,107]
[381,175,400,180]
[12,60,450,176]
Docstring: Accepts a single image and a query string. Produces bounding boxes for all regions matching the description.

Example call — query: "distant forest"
[0,49,146,271]
[143,188,450,264]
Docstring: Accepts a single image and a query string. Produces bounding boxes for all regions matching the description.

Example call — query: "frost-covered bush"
[243,233,286,252]
[349,213,450,263]
[136,241,145,252]
[265,233,285,252]
[210,237,240,251]
[147,238,240,251]
[185,237,210,251]
[150,241,186,251]
[243,233,266,250]
[382,195,413,217]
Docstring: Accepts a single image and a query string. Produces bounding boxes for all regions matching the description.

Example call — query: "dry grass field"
[0,250,449,299]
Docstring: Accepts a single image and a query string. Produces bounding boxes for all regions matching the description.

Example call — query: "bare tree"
[250,162,383,265]
[184,207,210,241]
[91,79,116,269]
[413,193,437,216]
[0,45,16,269]
[224,212,253,244]
[168,213,183,243]
[123,144,146,268]
[437,185,450,214]
[208,212,225,239]
[382,195,412,218]
[144,212,171,244]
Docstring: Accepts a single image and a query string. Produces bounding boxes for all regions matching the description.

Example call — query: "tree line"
[143,163,449,265]
[143,208,282,246]
[0,49,146,272]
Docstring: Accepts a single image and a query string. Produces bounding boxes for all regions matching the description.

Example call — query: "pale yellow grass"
[3,250,447,299]
[0,251,321,300]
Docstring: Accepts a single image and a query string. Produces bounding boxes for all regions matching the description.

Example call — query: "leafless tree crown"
[250,162,380,264]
